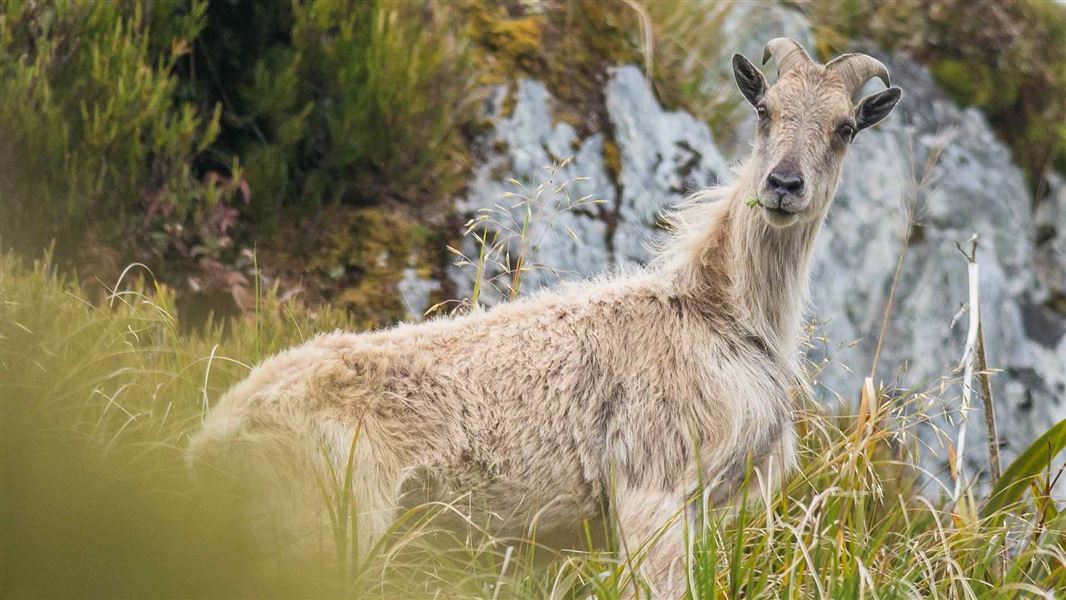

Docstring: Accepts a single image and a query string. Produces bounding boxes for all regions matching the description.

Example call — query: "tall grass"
[2,243,1063,598]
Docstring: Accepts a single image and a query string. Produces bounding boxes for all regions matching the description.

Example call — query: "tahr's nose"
[767,171,804,196]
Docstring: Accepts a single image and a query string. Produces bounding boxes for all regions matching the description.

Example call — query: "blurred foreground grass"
[1,253,1064,598]
[0,252,354,597]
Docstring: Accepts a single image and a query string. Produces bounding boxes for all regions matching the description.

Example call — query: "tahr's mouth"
[760,203,802,227]
[763,205,792,217]
[753,190,807,227]
[758,206,801,230]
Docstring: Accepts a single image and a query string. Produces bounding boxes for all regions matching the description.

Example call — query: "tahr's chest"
[690,342,799,499]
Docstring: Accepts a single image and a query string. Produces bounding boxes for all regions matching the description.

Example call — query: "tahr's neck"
[668,167,825,357]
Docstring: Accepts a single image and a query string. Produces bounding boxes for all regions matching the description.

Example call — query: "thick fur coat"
[190,40,901,597]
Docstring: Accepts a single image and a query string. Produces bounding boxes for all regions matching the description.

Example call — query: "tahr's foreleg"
[613,487,692,599]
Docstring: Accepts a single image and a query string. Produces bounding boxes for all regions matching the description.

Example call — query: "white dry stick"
[953,235,980,504]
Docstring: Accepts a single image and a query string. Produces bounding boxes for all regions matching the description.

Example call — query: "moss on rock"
[463,0,642,136]
[265,207,431,330]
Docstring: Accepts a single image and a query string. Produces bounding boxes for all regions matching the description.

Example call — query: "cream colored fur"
[190,49,896,597]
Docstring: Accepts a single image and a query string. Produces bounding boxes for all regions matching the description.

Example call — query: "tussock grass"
[2,248,1063,598]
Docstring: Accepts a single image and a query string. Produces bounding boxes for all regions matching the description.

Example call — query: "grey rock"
[398,267,440,322]
[606,66,729,265]
[1034,174,1066,298]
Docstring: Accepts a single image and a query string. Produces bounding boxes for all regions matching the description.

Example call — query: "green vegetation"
[0,0,221,253]
[3,252,1064,597]
[0,251,353,596]
[194,0,476,217]
[0,0,647,329]
[983,418,1066,519]
[1,0,477,329]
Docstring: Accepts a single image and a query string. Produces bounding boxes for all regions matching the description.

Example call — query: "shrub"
[0,0,221,254]
[188,0,476,220]
[0,0,473,324]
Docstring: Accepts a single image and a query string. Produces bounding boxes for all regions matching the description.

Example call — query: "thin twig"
[621,0,654,78]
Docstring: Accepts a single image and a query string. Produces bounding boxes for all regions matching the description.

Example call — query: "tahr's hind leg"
[314,420,406,562]
[188,405,404,568]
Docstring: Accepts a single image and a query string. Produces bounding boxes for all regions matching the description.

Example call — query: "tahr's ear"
[855,86,902,132]
[732,54,767,107]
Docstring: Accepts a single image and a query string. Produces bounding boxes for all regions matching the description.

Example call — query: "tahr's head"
[732,38,902,228]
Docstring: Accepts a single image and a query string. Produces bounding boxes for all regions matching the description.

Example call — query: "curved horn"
[761,38,813,78]
[826,53,891,97]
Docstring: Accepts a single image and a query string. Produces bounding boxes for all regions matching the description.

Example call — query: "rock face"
[454,68,727,303]
[452,6,1065,488]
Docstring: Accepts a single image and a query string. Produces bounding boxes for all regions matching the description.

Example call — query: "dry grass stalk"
[976,320,1002,483]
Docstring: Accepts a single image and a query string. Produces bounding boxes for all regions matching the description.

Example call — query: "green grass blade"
[982,418,1066,518]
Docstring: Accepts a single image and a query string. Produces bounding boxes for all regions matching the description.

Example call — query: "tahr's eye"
[837,123,855,140]
[756,104,769,120]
